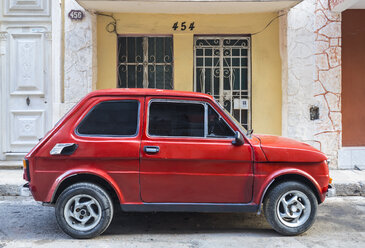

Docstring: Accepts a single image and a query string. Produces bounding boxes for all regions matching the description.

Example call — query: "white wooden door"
[0,0,52,160]
[1,26,51,159]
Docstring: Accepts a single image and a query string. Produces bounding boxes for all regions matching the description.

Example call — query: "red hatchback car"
[23,89,331,238]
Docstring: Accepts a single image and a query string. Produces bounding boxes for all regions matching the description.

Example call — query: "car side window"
[77,100,139,136]
[208,105,235,138]
[149,102,204,137]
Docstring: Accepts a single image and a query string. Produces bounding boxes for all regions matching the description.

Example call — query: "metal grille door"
[194,37,251,130]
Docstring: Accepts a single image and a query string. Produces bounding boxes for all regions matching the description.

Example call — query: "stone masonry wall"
[313,0,342,168]
[284,0,341,168]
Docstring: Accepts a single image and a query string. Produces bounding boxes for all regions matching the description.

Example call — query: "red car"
[22,89,332,239]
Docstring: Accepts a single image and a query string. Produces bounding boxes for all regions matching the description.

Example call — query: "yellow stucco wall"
[97,13,282,135]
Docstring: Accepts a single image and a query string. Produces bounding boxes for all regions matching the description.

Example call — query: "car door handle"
[144,146,160,154]
[50,143,78,155]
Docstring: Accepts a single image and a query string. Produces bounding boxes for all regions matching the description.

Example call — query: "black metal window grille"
[117,36,173,89]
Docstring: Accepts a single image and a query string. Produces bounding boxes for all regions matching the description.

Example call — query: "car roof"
[86,88,215,101]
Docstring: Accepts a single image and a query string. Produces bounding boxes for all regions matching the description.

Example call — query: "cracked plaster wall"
[284,0,341,168]
[63,0,97,114]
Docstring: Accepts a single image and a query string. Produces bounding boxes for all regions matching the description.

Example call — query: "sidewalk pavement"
[0,168,364,197]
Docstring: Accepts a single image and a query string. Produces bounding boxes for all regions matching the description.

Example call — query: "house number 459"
[172,22,195,31]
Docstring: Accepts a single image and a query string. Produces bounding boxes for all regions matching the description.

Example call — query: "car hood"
[253,134,327,163]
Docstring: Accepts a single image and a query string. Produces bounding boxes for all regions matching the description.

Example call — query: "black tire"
[263,181,318,236]
[55,182,114,239]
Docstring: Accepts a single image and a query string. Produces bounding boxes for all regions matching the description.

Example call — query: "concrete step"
[0,161,23,169]
[0,169,364,197]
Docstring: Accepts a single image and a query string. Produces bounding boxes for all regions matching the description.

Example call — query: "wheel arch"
[260,173,322,207]
[50,173,122,208]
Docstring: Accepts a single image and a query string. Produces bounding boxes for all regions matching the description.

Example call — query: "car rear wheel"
[55,182,114,239]
[263,181,318,235]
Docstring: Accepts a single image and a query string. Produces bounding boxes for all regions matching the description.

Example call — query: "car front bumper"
[327,184,336,197]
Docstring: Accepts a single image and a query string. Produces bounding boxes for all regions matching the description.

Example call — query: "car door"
[140,97,254,203]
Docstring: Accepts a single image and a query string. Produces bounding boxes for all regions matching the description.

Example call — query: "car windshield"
[214,99,248,135]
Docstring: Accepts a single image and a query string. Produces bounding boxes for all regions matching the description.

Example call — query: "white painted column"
[282,0,317,143]
[62,0,97,115]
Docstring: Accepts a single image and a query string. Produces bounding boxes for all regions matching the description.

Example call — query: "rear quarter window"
[76,100,139,136]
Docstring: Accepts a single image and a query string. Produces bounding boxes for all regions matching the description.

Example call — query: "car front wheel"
[55,182,114,239]
[263,181,318,235]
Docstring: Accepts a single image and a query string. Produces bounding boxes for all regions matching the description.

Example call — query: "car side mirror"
[232,131,244,146]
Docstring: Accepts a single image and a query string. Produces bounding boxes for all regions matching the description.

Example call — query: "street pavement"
[0,196,364,248]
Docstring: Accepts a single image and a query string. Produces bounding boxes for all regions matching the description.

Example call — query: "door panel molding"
[10,110,45,147]
[9,33,45,95]
[4,0,50,16]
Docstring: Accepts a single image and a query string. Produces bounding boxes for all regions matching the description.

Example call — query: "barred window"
[118,36,173,89]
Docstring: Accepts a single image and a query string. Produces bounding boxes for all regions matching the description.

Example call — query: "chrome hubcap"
[276,190,311,228]
[64,194,102,231]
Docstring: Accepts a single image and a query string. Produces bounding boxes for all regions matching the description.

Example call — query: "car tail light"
[23,159,30,182]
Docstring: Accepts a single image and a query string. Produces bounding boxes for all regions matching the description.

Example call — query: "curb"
[334,182,365,196]
[0,185,23,196]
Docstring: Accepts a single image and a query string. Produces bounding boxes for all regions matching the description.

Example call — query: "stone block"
[318,21,341,38]
[316,53,329,70]
[326,46,341,68]
[325,92,341,112]
[318,66,341,92]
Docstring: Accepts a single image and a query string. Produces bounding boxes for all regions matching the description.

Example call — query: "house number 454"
[172,22,195,31]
